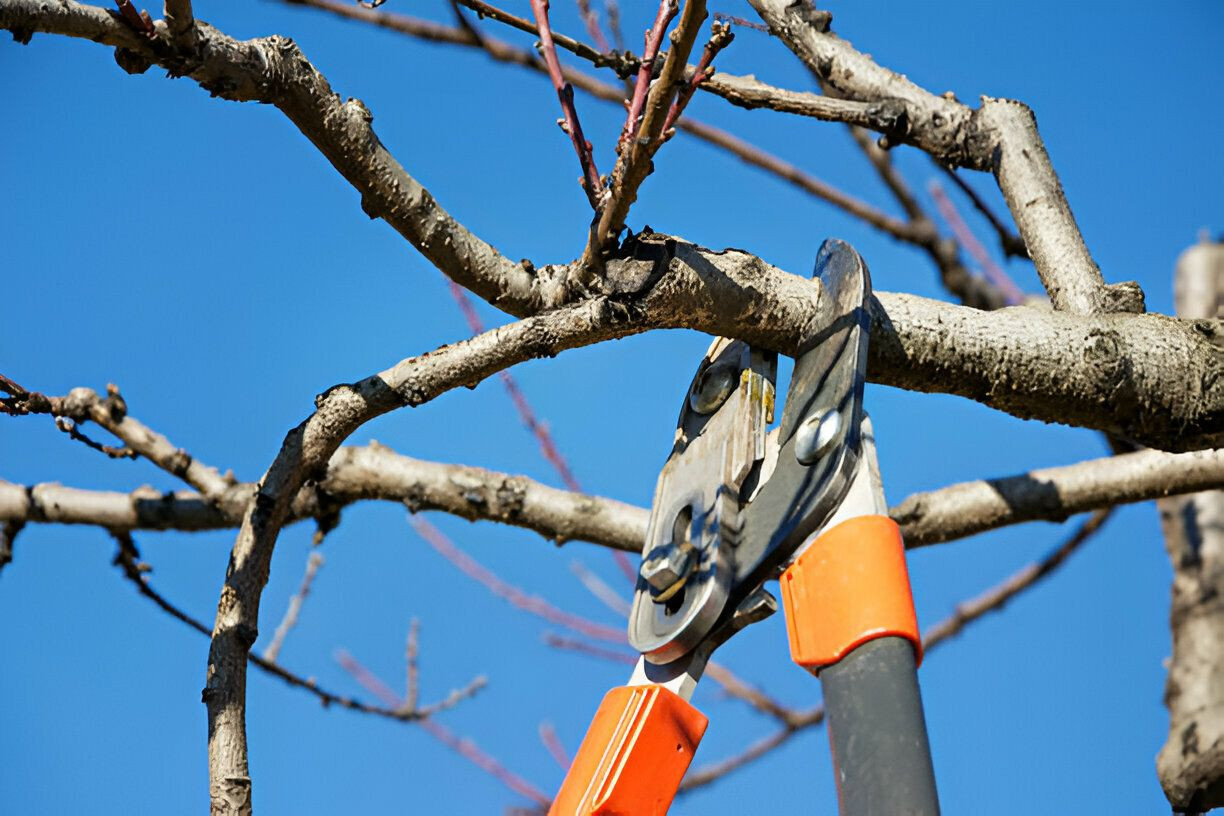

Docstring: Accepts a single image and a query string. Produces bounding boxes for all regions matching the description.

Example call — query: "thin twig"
[928,178,1026,305]
[110,530,471,722]
[543,632,636,663]
[568,560,631,616]
[574,0,610,52]
[334,650,547,804]
[619,0,678,151]
[410,514,627,643]
[661,21,734,137]
[405,617,421,712]
[262,549,325,663]
[937,163,1029,259]
[530,0,603,206]
[539,721,571,769]
[604,0,623,52]
[54,416,137,459]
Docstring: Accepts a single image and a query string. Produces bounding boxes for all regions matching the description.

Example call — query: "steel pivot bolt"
[794,408,842,466]
[641,548,693,601]
[689,362,738,415]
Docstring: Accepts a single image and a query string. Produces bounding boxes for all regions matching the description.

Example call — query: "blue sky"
[1,1,1220,813]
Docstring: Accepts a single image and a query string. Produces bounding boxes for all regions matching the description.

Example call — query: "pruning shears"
[550,240,939,815]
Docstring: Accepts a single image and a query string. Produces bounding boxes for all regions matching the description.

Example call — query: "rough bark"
[747,0,1143,316]
[1158,240,1224,813]
[6,446,1220,553]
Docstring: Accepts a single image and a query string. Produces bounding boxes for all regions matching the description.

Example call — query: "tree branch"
[281,0,934,248]
[1157,239,1224,813]
[1,376,230,496]
[6,445,1220,555]
[896,447,1224,547]
[747,0,1143,315]
[0,0,556,316]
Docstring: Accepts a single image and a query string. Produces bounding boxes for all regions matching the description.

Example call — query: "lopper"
[550,240,939,816]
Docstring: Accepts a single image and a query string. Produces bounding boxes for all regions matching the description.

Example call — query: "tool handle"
[780,515,939,815]
[821,636,939,816]
[549,684,707,816]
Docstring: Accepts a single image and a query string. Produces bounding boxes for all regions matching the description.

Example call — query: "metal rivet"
[794,408,841,465]
[689,363,737,415]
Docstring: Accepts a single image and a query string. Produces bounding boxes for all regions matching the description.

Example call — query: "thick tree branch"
[281,0,937,249]
[6,446,1220,554]
[896,448,1224,547]
[0,0,557,316]
[1158,240,1224,813]
[201,297,647,813]
[747,0,1143,316]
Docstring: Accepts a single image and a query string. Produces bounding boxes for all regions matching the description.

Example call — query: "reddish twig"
[530,0,604,206]
[334,644,487,718]
[114,0,154,36]
[411,515,627,643]
[262,548,325,663]
[538,721,571,769]
[618,0,678,152]
[543,632,636,664]
[604,0,624,52]
[938,164,1029,259]
[568,560,630,616]
[405,617,421,712]
[444,281,639,583]
[420,719,551,805]
[711,12,768,33]
[333,649,541,804]
[928,179,1026,305]
[661,20,734,136]
[574,0,610,52]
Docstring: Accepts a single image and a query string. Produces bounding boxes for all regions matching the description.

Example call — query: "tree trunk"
[1158,239,1224,813]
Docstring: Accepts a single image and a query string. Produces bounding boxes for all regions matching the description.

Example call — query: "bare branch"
[110,531,478,724]
[529,0,604,205]
[896,447,1224,547]
[1,377,229,496]
[261,549,324,663]
[1158,239,1224,812]
[747,0,1143,315]
[928,178,1025,305]
[0,0,556,316]
[4,426,1222,556]
[283,0,921,246]
[161,0,194,45]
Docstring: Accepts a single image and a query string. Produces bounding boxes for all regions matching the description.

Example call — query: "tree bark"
[1158,240,1224,813]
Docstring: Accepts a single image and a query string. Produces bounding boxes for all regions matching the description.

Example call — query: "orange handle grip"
[780,514,922,671]
[549,685,707,816]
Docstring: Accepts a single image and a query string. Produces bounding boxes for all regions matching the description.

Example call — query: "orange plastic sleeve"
[780,514,922,671]
[549,685,707,816]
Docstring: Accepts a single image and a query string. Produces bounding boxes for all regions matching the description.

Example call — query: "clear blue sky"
[2,1,1220,813]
